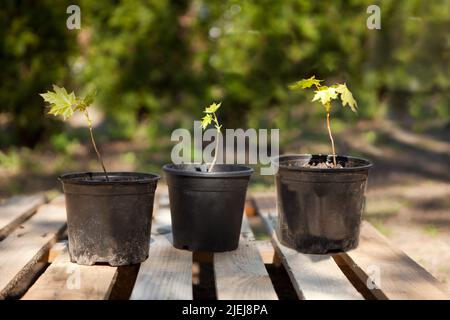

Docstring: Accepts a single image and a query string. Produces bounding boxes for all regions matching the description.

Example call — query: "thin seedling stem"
[84,111,109,181]
[208,114,220,172]
[326,110,337,167]
[208,130,220,173]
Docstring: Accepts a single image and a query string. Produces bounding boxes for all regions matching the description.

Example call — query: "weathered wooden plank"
[194,240,275,265]
[0,196,66,299]
[47,241,68,263]
[255,240,276,265]
[130,205,193,300]
[22,245,117,300]
[0,194,46,240]
[214,216,278,300]
[337,221,450,300]
[253,195,363,300]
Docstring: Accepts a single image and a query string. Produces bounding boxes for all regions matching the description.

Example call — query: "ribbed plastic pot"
[163,164,253,252]
[273,155,372,254]
[59,172,160,266]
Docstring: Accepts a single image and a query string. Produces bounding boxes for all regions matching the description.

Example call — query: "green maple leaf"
[40,85,97,120]
[312,86,338,106]
[200,102,223,131]
[204,102,221,114]
[334,83,357,112]
[81,90,97,109]
[40,85,77,120]
[289,75,323,90]
[200,114,213,129]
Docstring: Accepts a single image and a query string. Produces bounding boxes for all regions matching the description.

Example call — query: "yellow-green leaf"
[40,85,96,120]
[204,102,221,114]
[40,85,77,120]
[83,90,97,107]
[335,83,357,112]
[200,114,213,129]
[289,75,323,90]
[311,87,338,106]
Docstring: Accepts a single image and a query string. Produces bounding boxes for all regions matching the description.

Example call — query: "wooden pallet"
[0,191,448,300]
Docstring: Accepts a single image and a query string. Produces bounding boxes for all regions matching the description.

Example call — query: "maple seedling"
[289,75,358,167]
[40,85,109,181]
[200,102,222,172]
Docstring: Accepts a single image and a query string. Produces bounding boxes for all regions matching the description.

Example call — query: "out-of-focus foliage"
[1,0,449,147]
[78,0,195,139]
[0,0,75,146]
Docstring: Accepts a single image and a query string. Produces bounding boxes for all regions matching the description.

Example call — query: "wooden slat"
[187,241,275,265]
[47,241,68,263]
[337,221,450,300]
[214,217,278,300]
[253,195,363,300]
[0,194,46,240]
[22,245,117,300]
[255,240,276,264]
[0,196,66,299]
[130,197,193,300]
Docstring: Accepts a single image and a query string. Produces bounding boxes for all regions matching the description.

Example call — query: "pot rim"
[59,171,160,185]
[272,154,373,172]
[163,163,254,177]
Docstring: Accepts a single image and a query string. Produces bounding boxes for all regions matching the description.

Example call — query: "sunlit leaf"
[200,114,213,129]
[334,83,357,112]
[204,102,221,114]
[312,86,338,106]
[40,85,96,120]
[289,75,323,90]
[40,85,77,120]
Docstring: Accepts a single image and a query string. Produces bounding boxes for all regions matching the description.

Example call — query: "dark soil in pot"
[163,164,253,252]
[273,154,372,254]
[59,172,160,266]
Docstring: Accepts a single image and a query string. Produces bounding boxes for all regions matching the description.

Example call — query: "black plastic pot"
[163,164,253,252]
[273,155,372,254]
[59,172,160,266]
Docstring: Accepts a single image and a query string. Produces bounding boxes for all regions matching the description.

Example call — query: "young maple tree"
[289,76,358,167]
[200,102,222,172]
[40,85,109,180]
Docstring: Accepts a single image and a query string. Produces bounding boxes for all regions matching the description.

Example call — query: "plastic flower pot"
[163,164,253,252]
[59,172,160,266]
[272,154,372,253]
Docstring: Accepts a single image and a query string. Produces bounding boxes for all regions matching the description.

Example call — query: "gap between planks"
[131,190,278,300]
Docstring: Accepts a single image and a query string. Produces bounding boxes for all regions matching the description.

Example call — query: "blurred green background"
[1,0,450,290]
[1,0,448,145]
